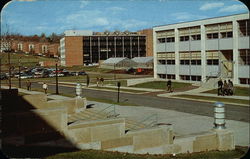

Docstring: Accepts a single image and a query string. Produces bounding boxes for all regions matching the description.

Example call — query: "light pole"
[55,59,59,94]
[117,81,121,103]
[18,57,21,88]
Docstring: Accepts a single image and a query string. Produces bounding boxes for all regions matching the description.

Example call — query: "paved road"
[14,81,250,122]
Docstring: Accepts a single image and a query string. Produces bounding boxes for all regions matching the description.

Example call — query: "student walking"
[26,80,31,91]
[86,74,90,87]
[217,78,223,96]
[96,77,99,87]
[167,79,173,93]
[43,82,48,94]
[228,79,234,95]
[222,80,228,96]
[100,77,104,86]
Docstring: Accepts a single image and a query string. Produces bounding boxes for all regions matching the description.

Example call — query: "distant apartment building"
[60,30,152,66]
[11,40,59,57]
[153,13,249,85]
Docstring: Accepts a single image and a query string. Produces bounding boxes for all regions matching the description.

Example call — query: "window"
[239,78,250,84]
[180,60,191,65]
[166,37,175,43]
[167,74,175,79]
[239,49,250,65]
[180,75,201,81]
[167,60,175,65]
[191,34,201,40]
[191,60,201,65]
[180,36,189,41]
[207,59,219,65]
[207,33,219,39]
[158,60,166,64]
[221,32,233,38]
[158,74,166,79]
[158,38,166,43]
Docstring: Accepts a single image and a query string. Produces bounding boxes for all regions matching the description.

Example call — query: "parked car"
[0,73,8,80]
[20,73,33,79]
[78,71,87,75]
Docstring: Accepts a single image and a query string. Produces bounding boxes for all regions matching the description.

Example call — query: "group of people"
[218,79,234,96]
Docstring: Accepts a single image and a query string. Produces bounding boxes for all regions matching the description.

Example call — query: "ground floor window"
[180,75,201,81]
[167,74,175,79]
[239,78,250,84]
[207,59,219,65]
[158,74,166,79]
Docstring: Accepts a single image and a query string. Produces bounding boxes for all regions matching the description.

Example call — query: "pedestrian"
[222,80,228,96]
[96,77,99,87]
[100,77,104,86]
[26,80,31,91]
[42,82,48,94]
[167,79,173,93]
[217,78,223,96]
[86,74,90,87]
[228,79,234,95]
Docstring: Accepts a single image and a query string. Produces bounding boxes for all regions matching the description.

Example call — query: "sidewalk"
[3,86,249,147]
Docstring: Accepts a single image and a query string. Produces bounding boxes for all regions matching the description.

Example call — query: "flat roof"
[153,12,249,28]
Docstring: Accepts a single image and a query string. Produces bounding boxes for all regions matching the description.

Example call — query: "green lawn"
[45,146,247,159]
[0,52,56,67]
[203,87,250,96]
[130,81,192,90]
[173,94,249,105]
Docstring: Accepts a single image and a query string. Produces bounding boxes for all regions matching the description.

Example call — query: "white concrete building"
[153,13,249,85]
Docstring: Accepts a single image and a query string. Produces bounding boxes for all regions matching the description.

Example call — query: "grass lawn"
[203,87,250,96]
[173,94,249,105]
[45,146,247,159]
[0,52,56,67]
[91,86,147,93]
[131,81,192,90]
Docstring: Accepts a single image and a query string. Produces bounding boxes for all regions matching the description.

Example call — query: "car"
[20,74,33,79]
[78,71,87,75]
[0,73,8,80]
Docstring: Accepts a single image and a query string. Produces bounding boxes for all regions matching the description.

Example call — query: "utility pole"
[55,60,59,94]
[117,81,121,103]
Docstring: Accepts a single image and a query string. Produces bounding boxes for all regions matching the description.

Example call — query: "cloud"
[200,2,224,11]
[171,12,208,21]
[79,0,89,8]
[219,4,248,13]
[107,6,125,12]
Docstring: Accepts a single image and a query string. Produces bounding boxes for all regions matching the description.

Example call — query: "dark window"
[166,37,175,43]
[180,36,189,41]
[158,38,166,43]
[167,60,175,65]
[158,60,166,64]
[239,78,250,84]
[207,59,219,65]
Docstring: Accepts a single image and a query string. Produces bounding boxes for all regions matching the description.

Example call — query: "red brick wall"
[48,43,59,57]
[65,36,83,66]
[138,29,153,57]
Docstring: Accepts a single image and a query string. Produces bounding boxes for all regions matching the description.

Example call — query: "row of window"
[158,31,234,43]
[158,74,201,81]
[158,59,218,65]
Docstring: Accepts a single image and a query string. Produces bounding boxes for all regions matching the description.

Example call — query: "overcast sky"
[1,0,248,36]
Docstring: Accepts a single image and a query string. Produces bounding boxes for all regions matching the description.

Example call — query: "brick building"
[138,29,153,56]
[60,30,152,66]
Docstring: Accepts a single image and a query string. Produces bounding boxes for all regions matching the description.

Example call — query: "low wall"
[127,77,156,86]
[23,94,87,114]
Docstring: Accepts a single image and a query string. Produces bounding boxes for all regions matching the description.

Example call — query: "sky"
[1,0,249,36]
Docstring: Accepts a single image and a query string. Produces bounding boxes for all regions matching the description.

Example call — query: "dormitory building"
[153,13,249,85]
[60,29,153,66]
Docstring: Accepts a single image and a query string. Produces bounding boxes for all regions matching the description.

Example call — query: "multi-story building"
[60,30,147,66]
[153,13,249,85]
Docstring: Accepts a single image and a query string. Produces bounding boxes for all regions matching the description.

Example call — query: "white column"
[153,29,158,78]
[233,20,239,84]
[200,25,207,82]
[174,28,180,80]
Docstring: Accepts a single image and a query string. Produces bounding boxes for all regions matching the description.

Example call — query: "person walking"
[217,78,223,96]
[86,74,90,87]
[26,80,31,91]
[96,77,99,87]
[100,77,104,86]
[167,79,173,93]
[43,82,48,94]
[223,80,228,96]
[228,79,234,95]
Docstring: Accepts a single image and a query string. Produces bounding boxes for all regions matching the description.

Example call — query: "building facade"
[153,13,249,85]
[60,30,147,66]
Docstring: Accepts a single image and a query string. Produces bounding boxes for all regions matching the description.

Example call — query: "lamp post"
[18,57,21,88]
[7,50,11,89]
[55,59,59,94]
[117,81,121,103]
